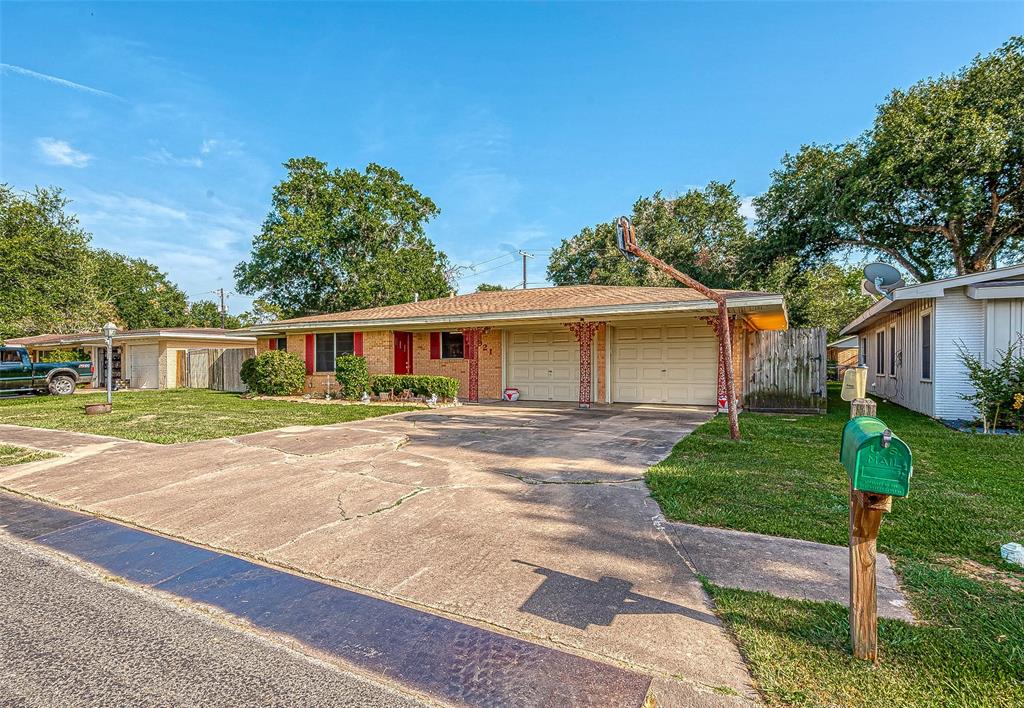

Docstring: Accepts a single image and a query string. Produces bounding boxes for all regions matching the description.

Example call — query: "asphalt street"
[0,532,431,708]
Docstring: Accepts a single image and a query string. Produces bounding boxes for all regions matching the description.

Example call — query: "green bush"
[335,354,370,399]
[40,349,89,362]
[957,336,1024,432]
[371,374,460,400]
[239,351,306,396]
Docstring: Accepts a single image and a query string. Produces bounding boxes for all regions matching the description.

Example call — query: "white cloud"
[144,146,203,168]
[1,63,122,100]
[739,196,758,222]
[36,138,93,168]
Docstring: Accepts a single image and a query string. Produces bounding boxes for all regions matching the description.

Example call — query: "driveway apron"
[0,406,756,704]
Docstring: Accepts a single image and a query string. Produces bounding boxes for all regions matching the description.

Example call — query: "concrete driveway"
[0,403,755,705]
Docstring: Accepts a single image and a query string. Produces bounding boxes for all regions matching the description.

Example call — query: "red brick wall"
[411,329,502,399]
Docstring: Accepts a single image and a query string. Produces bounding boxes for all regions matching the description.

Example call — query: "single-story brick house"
[838,263,1024,420]
[247,285,788,406]
[6,328,257,390]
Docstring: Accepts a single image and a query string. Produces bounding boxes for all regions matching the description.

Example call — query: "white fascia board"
[967,282,1024,299]
[248,295,785,334]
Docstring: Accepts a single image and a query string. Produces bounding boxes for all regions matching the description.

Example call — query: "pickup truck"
[0,346,94,395]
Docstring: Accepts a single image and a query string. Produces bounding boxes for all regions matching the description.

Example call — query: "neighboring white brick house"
[840,264,1024,421]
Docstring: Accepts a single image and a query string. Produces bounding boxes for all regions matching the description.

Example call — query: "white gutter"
[246,295,786,335]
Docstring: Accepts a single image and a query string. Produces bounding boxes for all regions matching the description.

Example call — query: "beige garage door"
[129,344,159,389]
[506,329,580,401]
[613,324,718,405]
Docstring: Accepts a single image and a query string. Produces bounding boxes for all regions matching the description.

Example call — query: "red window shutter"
[267,338,277,351]
[354,332,363,357]
[429,332,441,360]
[304,334,314,374]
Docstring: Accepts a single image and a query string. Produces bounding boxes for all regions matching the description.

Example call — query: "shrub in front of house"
[957,336,1024,433]
[335,354,370,399]
[371,374,460,400]
[239,351,306,396]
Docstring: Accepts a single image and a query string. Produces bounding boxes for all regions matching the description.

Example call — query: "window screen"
[921,314,932,380]
[315,333,356,372]
[876,330,885,374]
[889,326,896,375]
[441,332,464,359]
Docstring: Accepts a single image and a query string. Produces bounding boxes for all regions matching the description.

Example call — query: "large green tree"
[187,299,244,329]
[92,250,191,330]
[755,36,1024,281]
[234,157,451,318]
[0,186,116,340]
[760,261,874,340]
[548,181,753,289]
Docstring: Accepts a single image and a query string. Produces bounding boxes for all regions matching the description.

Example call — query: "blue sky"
[1,3,1019,314]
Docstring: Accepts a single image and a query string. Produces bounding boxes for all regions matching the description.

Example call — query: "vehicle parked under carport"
[0,345,92,395]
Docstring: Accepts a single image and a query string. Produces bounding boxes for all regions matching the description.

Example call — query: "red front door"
[394,332,413,375]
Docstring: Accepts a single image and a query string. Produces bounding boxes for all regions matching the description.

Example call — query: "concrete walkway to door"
[0,403,754,705]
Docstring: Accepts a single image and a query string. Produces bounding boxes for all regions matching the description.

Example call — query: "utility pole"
[217,288,227,329]
[518,251,534,289]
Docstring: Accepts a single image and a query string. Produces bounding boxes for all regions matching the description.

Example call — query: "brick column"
[701,315,737,413]
[459,327,490,402]
[564,321,604,409]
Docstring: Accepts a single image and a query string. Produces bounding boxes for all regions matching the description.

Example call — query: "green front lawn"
[0,390,416,444]
[0,444,57,466]
[648,387,1024,706]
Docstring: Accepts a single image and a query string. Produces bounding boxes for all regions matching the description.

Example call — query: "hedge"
[371,374,460,400]
[335,354,370,399]
[239,351,306,395]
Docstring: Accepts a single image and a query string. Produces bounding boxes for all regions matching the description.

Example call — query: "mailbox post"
[840,405,912,662]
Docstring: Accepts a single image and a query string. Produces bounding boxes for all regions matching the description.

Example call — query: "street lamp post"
[102,321,117,405]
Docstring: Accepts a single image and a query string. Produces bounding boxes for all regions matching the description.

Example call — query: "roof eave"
[248,295,786,334]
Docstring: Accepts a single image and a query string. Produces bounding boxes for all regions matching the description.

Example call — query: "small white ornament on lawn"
[1001,542,1024,567]
[427,393,438,406]
[361,391,370,403]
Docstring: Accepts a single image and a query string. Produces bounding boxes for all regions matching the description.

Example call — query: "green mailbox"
[840,416,912,497]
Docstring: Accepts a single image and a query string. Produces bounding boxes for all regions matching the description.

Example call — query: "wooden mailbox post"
[848,397,889,662]
[840,367,912,662]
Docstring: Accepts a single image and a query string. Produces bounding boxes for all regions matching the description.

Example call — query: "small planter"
[84,403,112,415]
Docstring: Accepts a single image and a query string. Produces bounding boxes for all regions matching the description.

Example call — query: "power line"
[455,256,518,281]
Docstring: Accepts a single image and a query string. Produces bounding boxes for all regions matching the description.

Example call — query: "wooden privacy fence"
[745,327,827,413]
[176,347,255,393]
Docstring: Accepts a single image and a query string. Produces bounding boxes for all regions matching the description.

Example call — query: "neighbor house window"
[889,326,896,375]
[275,337,287,352]
[441,332,464,359]
[921,314,932,380]
[859,337,867,366]
[876,330,885,375]
[315,332,355,372]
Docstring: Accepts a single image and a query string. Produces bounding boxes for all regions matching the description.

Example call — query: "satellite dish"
[861,262,905,300]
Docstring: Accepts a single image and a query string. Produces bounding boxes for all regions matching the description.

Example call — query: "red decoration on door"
[564,321,604,409]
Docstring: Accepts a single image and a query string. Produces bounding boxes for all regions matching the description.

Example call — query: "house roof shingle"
[268,285,777,326]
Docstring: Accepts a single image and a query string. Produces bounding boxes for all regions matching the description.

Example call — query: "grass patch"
[0,390,416,444]
[0,444,57,466]
[649,386,1024,706]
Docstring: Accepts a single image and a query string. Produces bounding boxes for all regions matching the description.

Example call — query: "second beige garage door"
[613,324,718,405]
[506,328,580,401]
